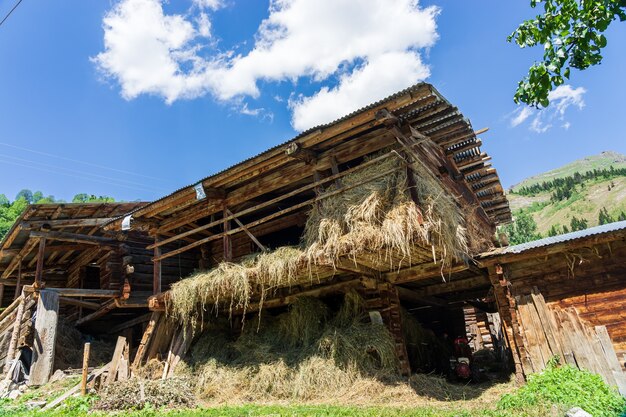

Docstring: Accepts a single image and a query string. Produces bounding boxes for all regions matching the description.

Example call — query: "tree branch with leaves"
[509,0,626,107]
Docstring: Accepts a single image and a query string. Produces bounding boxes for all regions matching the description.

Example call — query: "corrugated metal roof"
[490,221,626,256]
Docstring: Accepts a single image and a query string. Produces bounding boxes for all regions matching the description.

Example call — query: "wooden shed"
[479,221,626,394]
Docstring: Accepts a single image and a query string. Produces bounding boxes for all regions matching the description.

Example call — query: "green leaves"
[510,0,625,107]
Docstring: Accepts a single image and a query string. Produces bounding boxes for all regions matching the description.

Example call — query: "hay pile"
[303,152,468,269]
[94,377,194,410]
[168,150,482,326]
[54,319,113,371]
[172,292,401,402]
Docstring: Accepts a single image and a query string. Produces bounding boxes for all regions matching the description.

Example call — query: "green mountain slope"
[506,151,626,236]
[511,151,626,192]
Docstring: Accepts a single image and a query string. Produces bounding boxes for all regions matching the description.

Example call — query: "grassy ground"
[0,364,624,417]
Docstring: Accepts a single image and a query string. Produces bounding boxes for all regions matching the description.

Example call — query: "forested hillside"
[0,190,115,240]
[503,151,626,245]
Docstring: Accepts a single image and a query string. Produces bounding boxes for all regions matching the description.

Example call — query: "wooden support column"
[0,284,4,308]
[34,238,46,288]
[14,261,22,300]
[29,290,59,386]
[223,208,232,261]
[358,281,411,376]
[153,236,161,295]
[487,264,528,383]
[81,343,90,395]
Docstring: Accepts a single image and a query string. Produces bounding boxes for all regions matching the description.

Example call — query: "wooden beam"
[20,218,115,230]
[30,230,120,248]
[409,275,490,297]
[2,238,40,279]
[23,286,120,298]
[29,290,60,386]
[384,262,469,284]
[222,208,232,261]
[396,285,448,307]
[59,297,101,310]
[153,236,161,295]
[4,294,25,373]
[34,238,46,287]
[225,208,266,252]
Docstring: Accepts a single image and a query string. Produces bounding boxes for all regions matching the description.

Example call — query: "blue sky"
[0,0,624,203]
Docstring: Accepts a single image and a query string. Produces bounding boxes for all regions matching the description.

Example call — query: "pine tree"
[598,207,615,225]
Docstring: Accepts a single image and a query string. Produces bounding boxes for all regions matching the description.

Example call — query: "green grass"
[1,364,624,417]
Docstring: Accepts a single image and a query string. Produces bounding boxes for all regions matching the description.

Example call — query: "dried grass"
[54,319,113,371]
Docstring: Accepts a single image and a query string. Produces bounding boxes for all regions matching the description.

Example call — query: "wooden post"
[29,290,59,386]
[0,284,4,308]
[223,208,232,261]
[4,294,25,373]
[153,236,161,295]
[34,238,46,288]
[81,343,91,395]
[14,261,22,300]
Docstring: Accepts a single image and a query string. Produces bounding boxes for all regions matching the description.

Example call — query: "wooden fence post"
[81,343,91,395]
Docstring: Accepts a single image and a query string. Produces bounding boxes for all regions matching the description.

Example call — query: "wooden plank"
[530,288,564,362]
[105,336,127,386]
[29,290,60,386]
[58,297,101,310]
[23,287,119,298]
[81,343,90,395]
[516,296,544,373]
[132,312,161,369]
[225,208,266,252]
[595,326,626,395]
[2,238,40,279]
[20,218,114,229]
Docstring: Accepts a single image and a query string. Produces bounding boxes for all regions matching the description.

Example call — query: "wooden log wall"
[504,239,626,364]
[462,305,496,351]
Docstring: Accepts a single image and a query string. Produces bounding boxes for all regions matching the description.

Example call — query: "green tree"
[72,193,115,203]
[547,224,561,236]
[598,207,614,225]
[509,0,626,107]
[618,211,626,221]
[570,216,588,231]
[502,211,543,245]
[15,189,33,203]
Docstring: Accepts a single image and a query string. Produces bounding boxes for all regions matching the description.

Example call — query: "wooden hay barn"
[102,83,513,379]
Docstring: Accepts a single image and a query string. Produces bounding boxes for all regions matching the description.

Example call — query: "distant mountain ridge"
[511,151,626,192]
[507,151,626,235]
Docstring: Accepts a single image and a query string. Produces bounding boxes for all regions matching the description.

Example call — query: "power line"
[0,142,171,183]
[0,158,160,195]
[0,0,23,28]
[0,153,167,193]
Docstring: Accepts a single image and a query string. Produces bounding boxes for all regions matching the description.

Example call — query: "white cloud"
[94,0,439,128]
[510,107,532,127]
[509,84,586,134]
[193,0,224,10]
[548,84,586,116]
[289,51,430,131]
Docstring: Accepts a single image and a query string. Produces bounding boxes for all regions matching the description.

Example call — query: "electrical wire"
[0,158,159,195]
[0,0,23,28]
[0,142,171,183]
[0,153,167,193]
